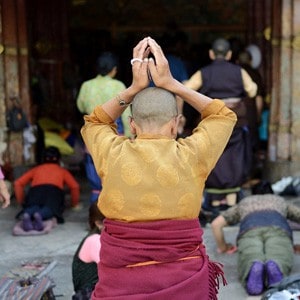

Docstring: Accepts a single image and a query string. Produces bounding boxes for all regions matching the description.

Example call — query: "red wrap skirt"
[92,218,226,300]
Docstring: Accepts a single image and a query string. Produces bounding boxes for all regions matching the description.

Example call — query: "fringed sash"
[92,218,226,300]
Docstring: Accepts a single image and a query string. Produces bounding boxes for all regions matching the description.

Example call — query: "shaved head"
[131,87,178,128]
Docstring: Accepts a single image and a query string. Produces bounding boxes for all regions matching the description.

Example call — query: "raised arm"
[101,37,151,121]
[147,38,214,113]
[85,36,236,127]
[104,37,216,116]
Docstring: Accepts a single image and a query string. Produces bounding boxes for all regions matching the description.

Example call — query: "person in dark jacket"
[184,38,258,221]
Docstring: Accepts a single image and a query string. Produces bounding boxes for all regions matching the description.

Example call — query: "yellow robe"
[81,99,237,222]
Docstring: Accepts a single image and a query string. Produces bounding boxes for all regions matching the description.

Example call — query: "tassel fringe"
[208,258,227,300]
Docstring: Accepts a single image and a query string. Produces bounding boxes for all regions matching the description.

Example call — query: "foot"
[246,261,264,295]
[266,260,283,286]
[22,213,34,231]
[33,212,44,231]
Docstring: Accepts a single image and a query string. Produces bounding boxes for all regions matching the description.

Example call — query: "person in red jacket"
[14,146,80,231]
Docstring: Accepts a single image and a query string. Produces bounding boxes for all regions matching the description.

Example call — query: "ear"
[95,220,103,230]
[225,50,232,61]
[171,116,180,138]
[209,49,215,60]
[129,117,137,135]
[177,114,185,135]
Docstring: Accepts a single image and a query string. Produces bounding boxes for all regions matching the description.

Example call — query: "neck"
[106,67,116,78]
[135,120,176,139]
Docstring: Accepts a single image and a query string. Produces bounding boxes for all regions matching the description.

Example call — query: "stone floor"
[1,172,300,299]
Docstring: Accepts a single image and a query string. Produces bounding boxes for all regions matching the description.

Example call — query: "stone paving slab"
[1,190,300,299]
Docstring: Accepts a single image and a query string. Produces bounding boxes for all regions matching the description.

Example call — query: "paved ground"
[1,172,300,299]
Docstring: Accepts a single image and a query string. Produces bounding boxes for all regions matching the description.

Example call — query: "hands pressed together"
[129,37,176,93]
[101,36,213,121]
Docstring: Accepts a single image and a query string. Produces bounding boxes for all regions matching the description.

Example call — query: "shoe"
[33,212,44,231]
[246,261,264,295]
[271,176,293,194]
[266,260,283,286]
[22,213,34,231]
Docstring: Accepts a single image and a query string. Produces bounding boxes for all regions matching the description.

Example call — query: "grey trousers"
[237,226,293,286]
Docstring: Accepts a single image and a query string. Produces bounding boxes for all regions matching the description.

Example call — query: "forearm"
[0,180,10,208]
[212,227,228,251]
[211,216,228,251]
[70,188,80,207]
[13,184,24,204]
[183,70,202,91]
[101,86,139,121]
[241,68,257,98]
[164,79,213,113]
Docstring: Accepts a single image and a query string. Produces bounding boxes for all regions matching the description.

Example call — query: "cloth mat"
[12,218,57,236]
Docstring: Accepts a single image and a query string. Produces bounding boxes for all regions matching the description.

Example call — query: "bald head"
[131,87,178,128]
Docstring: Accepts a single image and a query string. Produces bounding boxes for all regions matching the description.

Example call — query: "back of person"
[76,51,130,136]
[89,87,232,222]
[76,51,131,204]
[211,180,299,296]
[200,59,245,99]
[81,37,237,299]
[72,202,104,299]
[77,75,126,115]
[21,163,71,188]
[199,38,257,222]
[72,235,99,297]
[14,146,80,228]
[237,194,287,218]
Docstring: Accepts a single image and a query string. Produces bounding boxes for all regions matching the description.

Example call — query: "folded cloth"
[92,218,226,300]
[12,218,57,236]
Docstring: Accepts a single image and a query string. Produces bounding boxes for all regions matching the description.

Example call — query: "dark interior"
[25,0,257,131]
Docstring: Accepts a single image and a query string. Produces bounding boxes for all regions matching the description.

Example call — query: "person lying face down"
[211,180,300,296]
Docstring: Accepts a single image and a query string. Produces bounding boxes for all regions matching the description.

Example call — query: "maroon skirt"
[92,218,226,300]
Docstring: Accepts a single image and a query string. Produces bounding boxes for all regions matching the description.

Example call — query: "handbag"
[6,97,28,132]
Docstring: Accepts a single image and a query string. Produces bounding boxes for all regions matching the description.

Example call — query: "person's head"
[96,51,118,77]
[130,87,180,138]
[251,180,274,195]
[209,38,232,61]
[43,146,61,164]
[88,202,105,232]
[237,50,252,66]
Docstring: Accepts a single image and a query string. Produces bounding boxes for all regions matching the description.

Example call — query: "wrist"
[217,246,227,253]
[119,86,139,104]
[217,242,228,253]
[116,94,131,107]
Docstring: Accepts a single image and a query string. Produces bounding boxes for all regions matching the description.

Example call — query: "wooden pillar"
[26,0,72,124]
[16,0,30,120]
[264,0,300,181]
[291,0,300,161]
[268,0,282,164]
[276,0,292,161]
[269,0,300,163]
[246,0,273,95]
[0,0,30,167]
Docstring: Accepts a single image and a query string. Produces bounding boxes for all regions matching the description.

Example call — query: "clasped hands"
[130,37,175,91]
